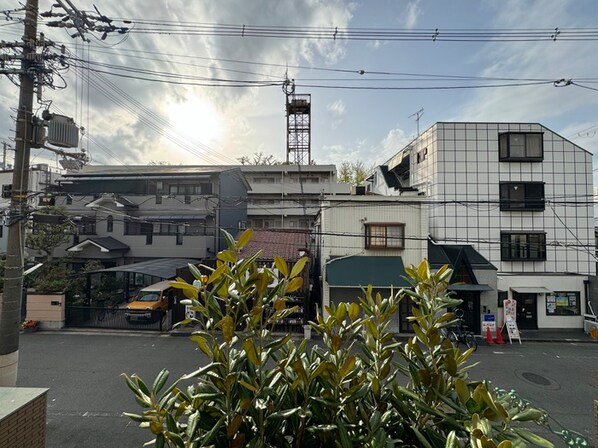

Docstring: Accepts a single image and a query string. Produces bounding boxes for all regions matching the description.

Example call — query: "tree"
[123,230,583,447]
[338,160,371,184]
[25,205,74,262]
[237,152,283,165]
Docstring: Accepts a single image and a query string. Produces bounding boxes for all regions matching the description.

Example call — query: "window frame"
[365,223,405,249]
[498,132,544,161]
[500,232,546,261]
[77,217,96,235]
[499,182,545,211]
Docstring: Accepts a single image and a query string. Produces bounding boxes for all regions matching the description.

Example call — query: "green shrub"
[123,229,584,447]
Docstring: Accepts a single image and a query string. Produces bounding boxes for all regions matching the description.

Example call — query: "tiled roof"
[237,229,310,261]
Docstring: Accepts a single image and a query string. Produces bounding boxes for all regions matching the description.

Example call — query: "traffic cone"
[495,326,505,345]
[485,327,494,345]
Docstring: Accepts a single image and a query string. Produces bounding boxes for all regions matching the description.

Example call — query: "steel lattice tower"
[285,93,311,165]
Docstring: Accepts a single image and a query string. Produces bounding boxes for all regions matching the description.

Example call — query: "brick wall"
[0,392,47,448]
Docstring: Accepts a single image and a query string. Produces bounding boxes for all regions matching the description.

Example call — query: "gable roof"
[428,241,496,271]
[67,236,130,253]
[237,229,310,261]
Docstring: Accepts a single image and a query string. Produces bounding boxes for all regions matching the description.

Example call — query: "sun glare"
[166,96,224,148]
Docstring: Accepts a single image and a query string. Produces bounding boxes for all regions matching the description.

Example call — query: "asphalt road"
[16,332,598,447]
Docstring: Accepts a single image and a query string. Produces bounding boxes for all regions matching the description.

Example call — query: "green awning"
[326,256,409,288]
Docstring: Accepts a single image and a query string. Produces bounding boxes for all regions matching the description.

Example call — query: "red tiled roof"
[237,229,310,261]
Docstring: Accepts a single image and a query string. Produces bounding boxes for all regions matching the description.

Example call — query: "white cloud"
[453,0,598,126]
[402,0,421,29]
[327,99,346,118]
[316,126,410,168]
[0,1,354,166]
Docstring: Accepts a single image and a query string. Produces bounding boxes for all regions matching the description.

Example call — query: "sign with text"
[503,299,516,323]
[481,313,496,333]
[505,318,521,344]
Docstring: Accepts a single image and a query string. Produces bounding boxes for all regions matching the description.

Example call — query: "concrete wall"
[26,294,65,329]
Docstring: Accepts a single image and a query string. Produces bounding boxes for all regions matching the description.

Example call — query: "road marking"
[492,351,504,354]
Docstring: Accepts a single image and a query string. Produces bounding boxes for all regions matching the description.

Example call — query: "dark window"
[155,195,162,205]
[77,217,96,235]
[1,184,12,198]
[107,215,113,233]
[125,220,152,236]
[66,195,72,205]
[158,223,178,235]
[499,132,543,161]
[184,195,191,204]
[500,232,546,261]
[0,225,2,237]
[365,223,405,249]
[546,292,580,316]
[176,232,183,245]
[184,221,203,236]
[499,182,545,210]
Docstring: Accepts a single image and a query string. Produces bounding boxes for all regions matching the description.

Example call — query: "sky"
[1,0,598,174]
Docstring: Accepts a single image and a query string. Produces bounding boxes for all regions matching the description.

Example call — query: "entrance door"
[514,293,537,329]
[454,292,481,334]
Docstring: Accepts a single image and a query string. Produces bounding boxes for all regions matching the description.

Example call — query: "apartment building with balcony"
[369,122,594,331]
[53,165,249,267]
[238,165,350,229]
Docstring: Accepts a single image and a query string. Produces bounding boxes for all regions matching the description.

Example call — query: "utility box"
[46,114,79,148]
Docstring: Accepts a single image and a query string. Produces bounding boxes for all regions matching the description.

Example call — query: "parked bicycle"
[440,308,478,351]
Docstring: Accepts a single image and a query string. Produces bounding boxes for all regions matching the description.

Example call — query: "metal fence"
[65,307,168,331]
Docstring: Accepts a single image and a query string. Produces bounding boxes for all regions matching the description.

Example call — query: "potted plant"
[21,319,39,333]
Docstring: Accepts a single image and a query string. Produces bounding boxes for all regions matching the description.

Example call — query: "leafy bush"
[123,229,581,447]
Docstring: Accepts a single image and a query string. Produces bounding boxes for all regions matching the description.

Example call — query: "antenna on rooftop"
[409,108,424,136]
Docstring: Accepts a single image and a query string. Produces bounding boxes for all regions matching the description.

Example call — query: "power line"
[99,20,598,42]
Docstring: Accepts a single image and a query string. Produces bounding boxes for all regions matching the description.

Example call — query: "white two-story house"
[318,193,428,333]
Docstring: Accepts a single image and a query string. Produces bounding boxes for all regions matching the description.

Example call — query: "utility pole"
[0,0,38,386]
[0,1,127,385]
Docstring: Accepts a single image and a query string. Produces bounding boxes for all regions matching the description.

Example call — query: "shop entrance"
[453,292,481,335]
[513,292,538,329]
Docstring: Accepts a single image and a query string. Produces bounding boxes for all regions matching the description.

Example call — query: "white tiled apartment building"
[370,122,594,330]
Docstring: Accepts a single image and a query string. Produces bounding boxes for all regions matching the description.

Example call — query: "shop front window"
[546,292,580,316]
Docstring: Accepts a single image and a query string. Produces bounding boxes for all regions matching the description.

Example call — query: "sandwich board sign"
[503,299,521,344]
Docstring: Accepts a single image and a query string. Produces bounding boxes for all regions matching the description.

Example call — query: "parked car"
[125,281,173,322]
